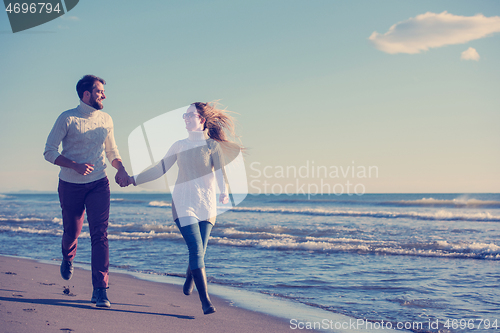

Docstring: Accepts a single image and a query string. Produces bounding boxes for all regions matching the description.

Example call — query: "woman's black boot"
[183,266,194,295]
[191,267,216,315]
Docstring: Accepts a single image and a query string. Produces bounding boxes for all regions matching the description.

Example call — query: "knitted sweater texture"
[44,101,121,184]
[134,130,227,225]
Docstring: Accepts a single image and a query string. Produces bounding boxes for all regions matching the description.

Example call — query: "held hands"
[115,168,134,187]
[115,175,136,187]
[125,176,136,187]
[67,159,133,187]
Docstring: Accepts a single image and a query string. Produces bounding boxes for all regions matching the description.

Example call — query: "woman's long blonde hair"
[194,101,246,168]
[194,101,240,145]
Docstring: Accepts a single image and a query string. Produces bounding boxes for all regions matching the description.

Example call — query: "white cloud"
[461,47,480,61]
[369,11,500,54]
[61,16,80,21]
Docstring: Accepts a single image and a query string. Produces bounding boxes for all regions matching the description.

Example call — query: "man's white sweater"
[44,101,121,184]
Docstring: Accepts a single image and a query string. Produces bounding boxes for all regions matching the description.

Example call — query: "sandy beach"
[0,255,295,333]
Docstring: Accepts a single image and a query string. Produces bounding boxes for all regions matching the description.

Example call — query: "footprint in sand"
[63,286,76,297]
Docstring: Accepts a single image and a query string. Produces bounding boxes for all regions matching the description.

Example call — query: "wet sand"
[0,255,295,333]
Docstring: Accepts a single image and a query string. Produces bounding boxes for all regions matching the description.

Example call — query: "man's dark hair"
[76,75,106,99]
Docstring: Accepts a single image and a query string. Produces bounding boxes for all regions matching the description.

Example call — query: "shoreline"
[0,254,406,333]
[0,255,294,333]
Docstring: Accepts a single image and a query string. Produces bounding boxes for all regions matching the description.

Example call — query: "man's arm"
[103,115,130,187]
[112,158,130,187]
[44,113,68,164]
[54,155,94,176]
[45,112,94,175]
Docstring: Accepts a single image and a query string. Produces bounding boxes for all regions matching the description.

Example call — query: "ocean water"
[1,192,499,332]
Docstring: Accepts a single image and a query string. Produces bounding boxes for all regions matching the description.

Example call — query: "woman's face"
[183,105,205,131]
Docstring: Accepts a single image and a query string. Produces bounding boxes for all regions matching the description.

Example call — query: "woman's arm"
[211,142,229,203]
[131,142,178,186]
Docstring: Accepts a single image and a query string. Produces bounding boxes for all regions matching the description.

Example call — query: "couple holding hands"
[44,74,239,314]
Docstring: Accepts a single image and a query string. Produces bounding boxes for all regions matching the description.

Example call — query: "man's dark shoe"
[91,289,97,303]
[93,288,111,308]
[60,260,73,280]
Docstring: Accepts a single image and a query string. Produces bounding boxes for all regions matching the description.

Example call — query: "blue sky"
[1,0,499,193]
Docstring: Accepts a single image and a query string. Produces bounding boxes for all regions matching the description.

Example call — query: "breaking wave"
[228,206,500,222]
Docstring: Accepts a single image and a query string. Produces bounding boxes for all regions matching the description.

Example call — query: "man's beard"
[90,95,104,110]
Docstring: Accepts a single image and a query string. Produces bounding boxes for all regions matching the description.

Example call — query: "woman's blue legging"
[175,217,213,270]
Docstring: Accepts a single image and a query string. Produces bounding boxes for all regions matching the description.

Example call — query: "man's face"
[89,81,106,110]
